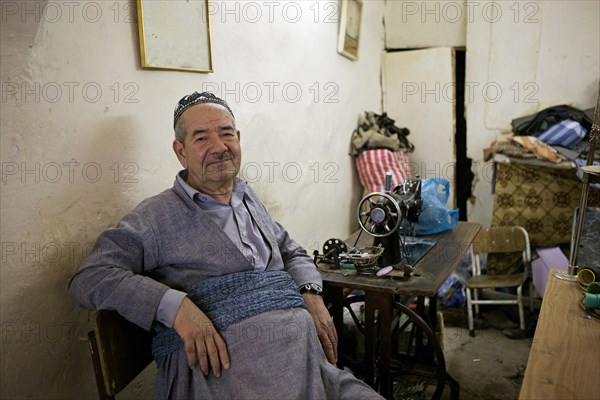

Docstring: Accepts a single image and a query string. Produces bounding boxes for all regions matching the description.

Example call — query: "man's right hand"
[173,297,230,377]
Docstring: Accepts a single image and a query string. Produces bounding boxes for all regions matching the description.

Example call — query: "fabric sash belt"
[151,270,307,363]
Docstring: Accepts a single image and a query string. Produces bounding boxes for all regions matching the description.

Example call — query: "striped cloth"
[355,149,411,193]
[534,119,587,149]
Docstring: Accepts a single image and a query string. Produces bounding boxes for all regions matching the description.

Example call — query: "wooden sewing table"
[519,270,600,399]
[319,221,481,400]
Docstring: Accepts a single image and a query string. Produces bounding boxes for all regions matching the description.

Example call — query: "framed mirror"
[136,0,213,73]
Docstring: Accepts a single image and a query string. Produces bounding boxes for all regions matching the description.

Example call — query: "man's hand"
[173,297,230,377]
[303,293,338,364]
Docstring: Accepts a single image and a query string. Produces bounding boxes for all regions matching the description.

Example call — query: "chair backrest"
[472,226,530,255]
[88,310,154,399]
[470,226,531,275]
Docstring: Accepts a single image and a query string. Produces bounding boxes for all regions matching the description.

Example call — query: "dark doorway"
[454,49,472,221]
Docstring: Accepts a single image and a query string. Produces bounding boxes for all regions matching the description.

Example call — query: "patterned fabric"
[510,136,563,163]
[492,162,600,247]
[152,270,306,363]
[534,119,587,148]
[355,149,411,193]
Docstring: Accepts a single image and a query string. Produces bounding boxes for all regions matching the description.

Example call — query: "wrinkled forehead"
[181,103,235,126]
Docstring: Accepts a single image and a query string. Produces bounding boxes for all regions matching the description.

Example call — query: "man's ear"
[173,140,188,169]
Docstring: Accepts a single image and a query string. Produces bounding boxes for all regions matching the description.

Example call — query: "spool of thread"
[587,282,600,294]
[376,266,394,277]
[582,292,600,309]
[577,267,599,286]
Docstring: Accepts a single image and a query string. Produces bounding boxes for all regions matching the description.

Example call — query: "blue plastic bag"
[414,177,459,235]
[438,272,466,308]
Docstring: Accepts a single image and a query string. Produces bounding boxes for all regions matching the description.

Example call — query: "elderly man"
[69,92,384,399]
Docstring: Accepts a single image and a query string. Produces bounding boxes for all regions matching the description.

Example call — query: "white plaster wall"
[465,0,600,227]
[384,0,466,48]
[0,1,385,398]
[380,0,599,228]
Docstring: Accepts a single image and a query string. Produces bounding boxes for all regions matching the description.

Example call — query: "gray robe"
[69,177,383,399]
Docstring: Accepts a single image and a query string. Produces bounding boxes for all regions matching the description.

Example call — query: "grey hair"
[174,115,187,144]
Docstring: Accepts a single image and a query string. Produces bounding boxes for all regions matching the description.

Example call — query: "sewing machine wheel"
[357,192,402,237]
[322,238,348,261]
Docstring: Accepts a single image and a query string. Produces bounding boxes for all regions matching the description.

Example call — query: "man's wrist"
[299,282,323,296]
[156,289,188,327]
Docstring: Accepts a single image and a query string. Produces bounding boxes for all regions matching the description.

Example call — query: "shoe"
[502,327,527,339]
[502,316,538,339]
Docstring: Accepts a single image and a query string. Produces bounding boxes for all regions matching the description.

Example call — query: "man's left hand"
[303,293,338,364]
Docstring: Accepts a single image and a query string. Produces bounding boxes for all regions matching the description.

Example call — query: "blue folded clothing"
[535,119,587,148]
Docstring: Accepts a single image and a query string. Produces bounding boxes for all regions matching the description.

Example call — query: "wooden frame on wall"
[136,0,214,73]
[337,0,363,61]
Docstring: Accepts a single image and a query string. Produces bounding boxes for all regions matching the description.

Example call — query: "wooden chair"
[466,226,532,337]
[88,310,154,399]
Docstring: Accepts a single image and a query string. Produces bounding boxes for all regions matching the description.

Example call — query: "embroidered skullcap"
[173,92,235,128]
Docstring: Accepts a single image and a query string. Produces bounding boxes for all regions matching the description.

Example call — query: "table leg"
[392,299,450,400]
[324,287,458,400]
[363,292,376,389]
[365,291,393,399]
[323,286,345,370]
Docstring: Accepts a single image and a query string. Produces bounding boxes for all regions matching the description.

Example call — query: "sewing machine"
[356,173,425,274]
[315,173,436,277]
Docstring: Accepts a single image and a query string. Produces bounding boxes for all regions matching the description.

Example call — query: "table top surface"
[318,221,481,297]
[519,270,600,400]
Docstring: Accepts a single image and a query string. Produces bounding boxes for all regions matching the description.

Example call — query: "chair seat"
[467,273,526,289]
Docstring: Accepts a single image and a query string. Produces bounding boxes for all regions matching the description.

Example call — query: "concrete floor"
[440,325,532,399]
[439,299,539,400]
[392,306,537,400]
[391,325,532,400]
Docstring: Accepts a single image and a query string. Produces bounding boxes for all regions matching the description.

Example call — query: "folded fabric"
[534,119,587,148]
[152,270,306,363]
[510,136,563,163]
[350,111,414,156]
[511,104,593,136]
[493,140,537,159]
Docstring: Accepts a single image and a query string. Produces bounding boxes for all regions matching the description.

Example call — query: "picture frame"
[337,0,363,61]
[136,0,213,73]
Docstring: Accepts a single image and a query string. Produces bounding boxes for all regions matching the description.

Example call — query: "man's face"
[173,103,241,192]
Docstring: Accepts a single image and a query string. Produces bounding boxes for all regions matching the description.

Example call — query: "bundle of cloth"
[487,104,598,165]
[350,112,415,193]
